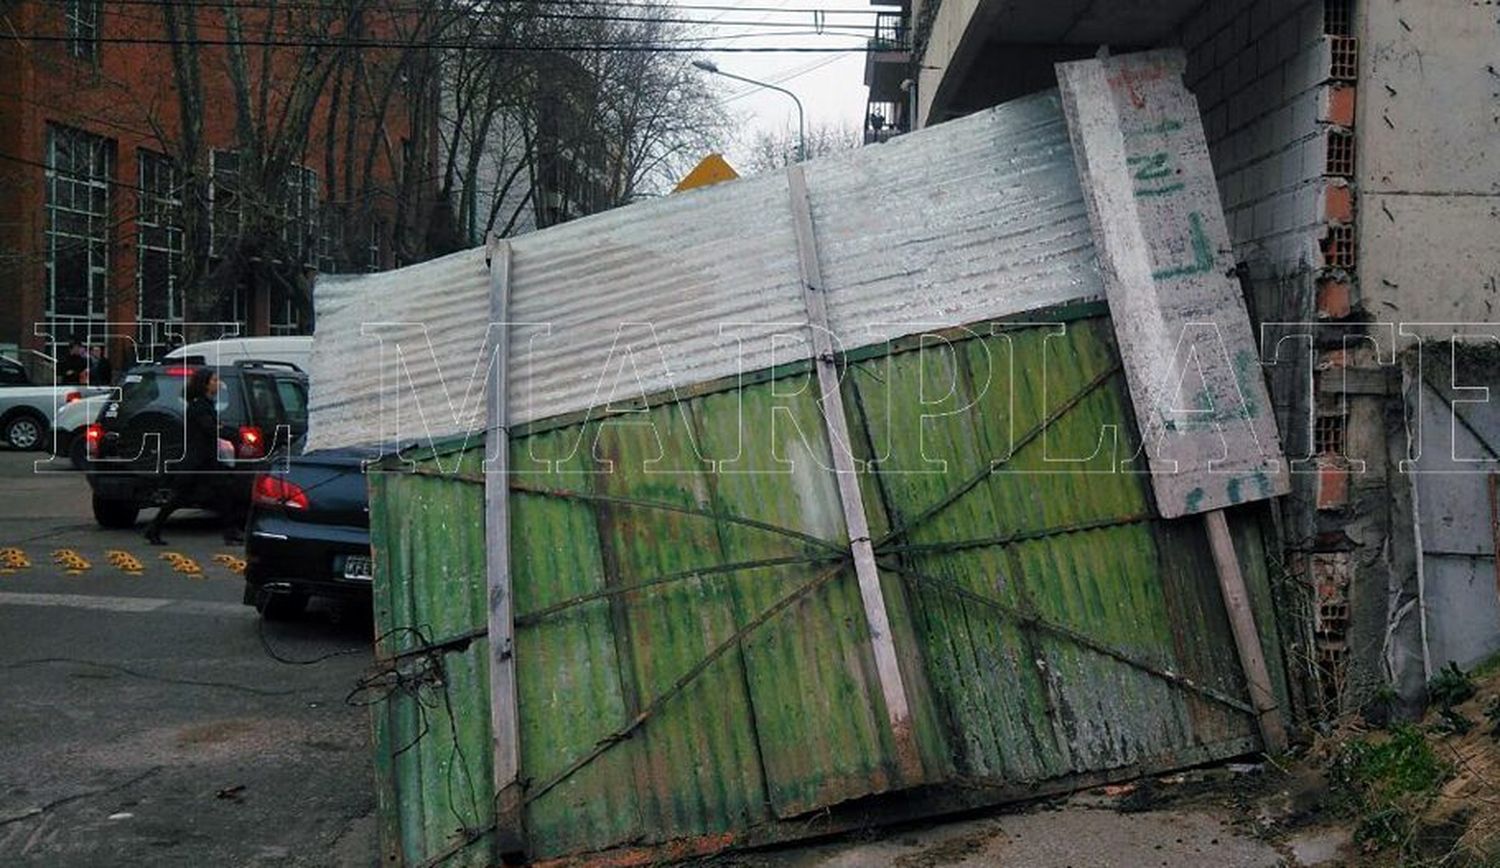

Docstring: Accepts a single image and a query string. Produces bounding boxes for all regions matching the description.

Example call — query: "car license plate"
[342,555,373,581]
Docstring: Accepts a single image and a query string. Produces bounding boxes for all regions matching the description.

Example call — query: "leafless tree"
[742,121,863,175]
[437,1,730,240]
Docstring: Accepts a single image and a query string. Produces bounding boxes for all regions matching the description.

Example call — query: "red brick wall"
[0,1,423,365]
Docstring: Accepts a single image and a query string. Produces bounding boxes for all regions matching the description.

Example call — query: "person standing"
[88,346,113,386]
[143,368,243,545]
[58,340,88,384]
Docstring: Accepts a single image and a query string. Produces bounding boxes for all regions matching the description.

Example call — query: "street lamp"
[693,59,807,164]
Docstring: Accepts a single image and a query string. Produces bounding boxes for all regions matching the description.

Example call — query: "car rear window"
[244,374,285,428]
[115,369,246,423]
[115,371,167,418]
[274,378,308,431]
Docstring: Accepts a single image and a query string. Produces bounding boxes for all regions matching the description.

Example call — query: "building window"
[44,124,113,344]
[65,1,100,62]
[279,165,320,268]
[317,206,343,273]
[366,219,384,272]
[269,285,303,335]
[136,150,184,357]
[209,149,241,258]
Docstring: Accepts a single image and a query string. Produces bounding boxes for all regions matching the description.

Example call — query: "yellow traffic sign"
[673,153,740,193]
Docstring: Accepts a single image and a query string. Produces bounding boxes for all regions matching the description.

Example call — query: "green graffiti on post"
[1127,152,1186,197]
[1123,119,1184,139]
[1151,211,1215,281]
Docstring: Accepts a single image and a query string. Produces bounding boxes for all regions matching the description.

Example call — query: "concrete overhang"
[919,0,1204,125]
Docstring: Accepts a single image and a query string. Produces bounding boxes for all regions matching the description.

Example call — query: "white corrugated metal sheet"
[307,91,1104,451]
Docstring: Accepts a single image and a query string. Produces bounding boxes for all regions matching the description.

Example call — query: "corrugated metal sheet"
[368,314,1285,865]
[809,93,1100,337]
[307,91,1103,451]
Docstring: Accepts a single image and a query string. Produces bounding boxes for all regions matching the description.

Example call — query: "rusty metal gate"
[361,306,1289,866]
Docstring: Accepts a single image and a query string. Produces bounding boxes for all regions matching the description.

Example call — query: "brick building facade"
[0,1,429,370]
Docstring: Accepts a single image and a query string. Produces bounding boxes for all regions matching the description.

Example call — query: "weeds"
[1431,663,1478,710]
[1329,724,1453,853]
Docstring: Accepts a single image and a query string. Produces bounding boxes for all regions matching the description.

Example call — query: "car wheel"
[3,411,46,451]
[92,493,140,529]
[257,592,309,621]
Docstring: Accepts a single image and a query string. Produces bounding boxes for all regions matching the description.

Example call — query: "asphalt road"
[0,449,377,866]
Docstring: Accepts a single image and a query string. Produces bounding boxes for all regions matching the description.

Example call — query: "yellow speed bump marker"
[159,552,204,577]
[212,553,247,575]
[105,549,145,576]
[52,549,92,575]
[0,547,31,574]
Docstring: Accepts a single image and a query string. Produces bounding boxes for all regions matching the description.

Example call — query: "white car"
[0,356,105,451]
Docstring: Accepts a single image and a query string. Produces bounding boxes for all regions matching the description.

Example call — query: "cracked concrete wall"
[1357,0,1500,337]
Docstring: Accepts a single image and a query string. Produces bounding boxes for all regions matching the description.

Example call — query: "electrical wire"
[256,611,370,665]
[89,1,881,31]
[5,33,875,51]
[78,0,881,16]
[80,0,881,40]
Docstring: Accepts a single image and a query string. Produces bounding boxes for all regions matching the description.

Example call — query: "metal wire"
[873,558,1256,715]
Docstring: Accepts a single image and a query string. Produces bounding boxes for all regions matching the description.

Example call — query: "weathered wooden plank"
[786,163,921,781]
[483,236,523,854]
[1204,508,1289,752]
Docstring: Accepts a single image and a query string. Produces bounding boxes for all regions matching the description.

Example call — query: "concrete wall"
[914,0,989,127]
[1356,0,1500,339]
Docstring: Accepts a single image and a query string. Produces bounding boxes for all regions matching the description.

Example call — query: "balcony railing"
[871,11,909,51]
[864,100,908,145]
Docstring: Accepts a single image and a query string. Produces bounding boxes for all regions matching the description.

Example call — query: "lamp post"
[693,59,807,164]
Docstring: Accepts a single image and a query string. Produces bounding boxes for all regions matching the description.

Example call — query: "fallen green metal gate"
[363,308,1289,866]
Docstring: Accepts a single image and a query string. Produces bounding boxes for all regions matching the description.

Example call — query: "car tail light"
[163,366,196,377]
[253,474,308,510]
[64,391,82,404]
[85,423,104,457]
[237,425,266,459]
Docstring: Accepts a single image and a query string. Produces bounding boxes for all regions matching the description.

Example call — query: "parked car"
[54,337,308,469]
[85,360,309,529]
[242,447,376,620]
[0,355,108,451]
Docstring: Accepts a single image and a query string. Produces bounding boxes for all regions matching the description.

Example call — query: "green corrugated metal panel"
[511,428,642,854]
[367,314,1290,865]
[846,317,1275,783]
[583,404,773,841]
[691,380,947,815]
[369,454,494,868]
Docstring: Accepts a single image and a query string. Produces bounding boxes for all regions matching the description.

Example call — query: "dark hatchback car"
[85,361,309,528]
[243,447,375,620]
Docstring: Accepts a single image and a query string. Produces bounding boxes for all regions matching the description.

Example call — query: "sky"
[669,0,882,168]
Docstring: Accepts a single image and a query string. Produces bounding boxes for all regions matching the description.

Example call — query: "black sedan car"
[243,447,376,620]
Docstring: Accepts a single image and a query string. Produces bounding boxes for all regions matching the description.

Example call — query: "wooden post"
[1203,508,1287,753]
[1488,474,1500,609]
[484,235,524,852]
[785,164,921,780]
